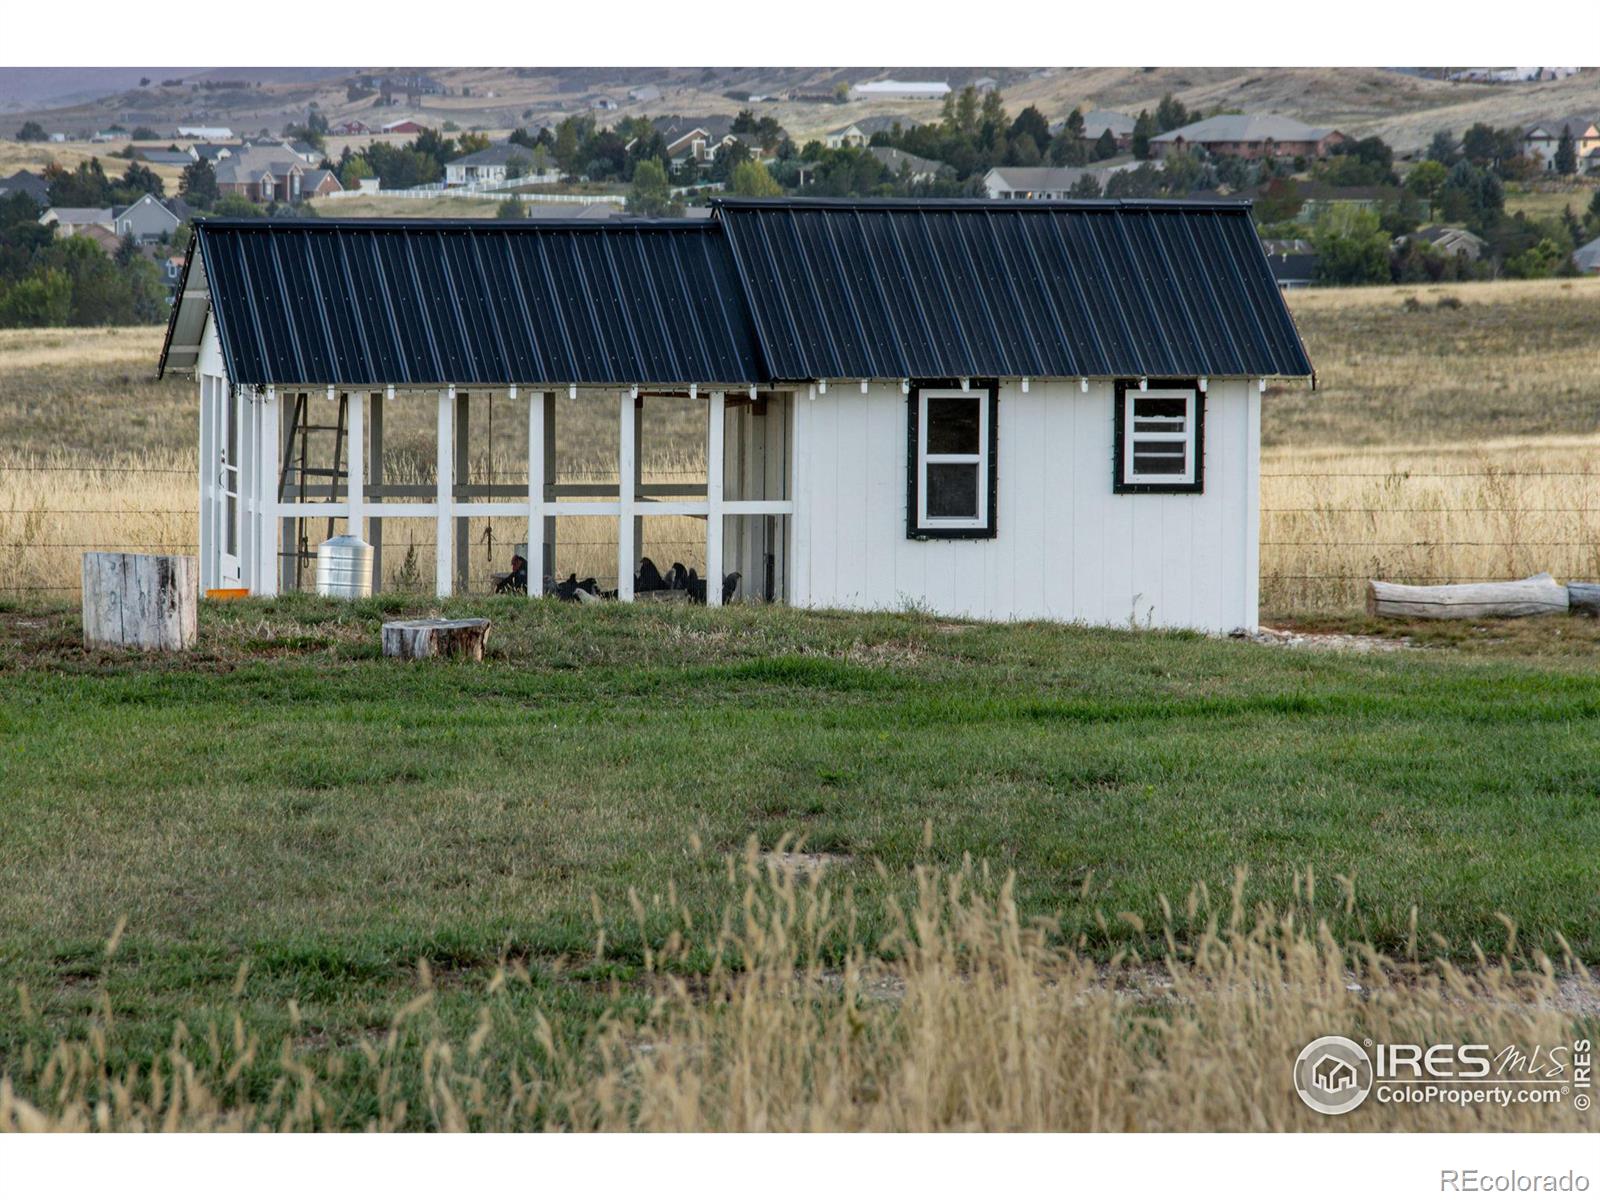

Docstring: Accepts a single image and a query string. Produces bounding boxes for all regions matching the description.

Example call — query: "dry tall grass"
[6,278,1600,611]
[2,850,1592,1132]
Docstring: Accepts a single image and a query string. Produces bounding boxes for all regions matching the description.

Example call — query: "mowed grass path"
[2,597,1599,1060]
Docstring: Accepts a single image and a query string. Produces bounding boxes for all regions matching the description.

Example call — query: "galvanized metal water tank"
[315,534,374,598]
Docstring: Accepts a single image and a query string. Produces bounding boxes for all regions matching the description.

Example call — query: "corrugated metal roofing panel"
[715,198,1313,380]
[176,218,765,387]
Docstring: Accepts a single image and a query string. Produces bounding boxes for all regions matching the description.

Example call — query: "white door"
[210,379,243,585]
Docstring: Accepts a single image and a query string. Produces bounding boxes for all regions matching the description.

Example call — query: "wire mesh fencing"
[6,454,1600,613]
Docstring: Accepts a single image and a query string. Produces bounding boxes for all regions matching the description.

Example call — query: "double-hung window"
[1114,380,1204,494]
[908,383,997,538]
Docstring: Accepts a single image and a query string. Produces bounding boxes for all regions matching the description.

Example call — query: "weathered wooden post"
[81,553,198,651]
[381,617,490,661]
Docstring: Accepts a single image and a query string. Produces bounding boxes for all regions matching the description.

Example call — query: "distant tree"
[139,77,151,87]
[338,155,372,190]
[1067,173,1102,199]
[1008,105,1050,152]
[455,131,491,156]
[1426,130,1458,165]
[1312,208,1392,285]
[1405,159,1447,201]
[45,159,113,206]
[1132,110,1156,160]
[1504,236,1566,279]
[16,120,47,142]
[120,162,164,197]
[1092,128,1118,161]
[0,268,72,326]
[1155,93,1190,133]
[953,86,980,136]
[1063,109,1085,141]
[1555,126,1578,176]
[179,158,217,207]
[212,195,264,218]
[553,119,582,176]
[1255,177,1304,223]
[626,158,682,216]
[1008,133,1041,166]
[114,231,140,266]
[496,198,523,219]
[129,125,159,141]
[729,158,783,197]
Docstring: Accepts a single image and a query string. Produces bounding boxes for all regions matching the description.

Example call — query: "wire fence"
[6,459,1600,613]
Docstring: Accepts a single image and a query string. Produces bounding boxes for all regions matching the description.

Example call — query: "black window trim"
[1113,377,1206,495]
[906,378,999,540]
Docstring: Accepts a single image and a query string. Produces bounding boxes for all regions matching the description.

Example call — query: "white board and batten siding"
[788,379,1259,633]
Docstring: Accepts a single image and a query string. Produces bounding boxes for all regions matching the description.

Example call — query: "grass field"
[1,596,1597,1129]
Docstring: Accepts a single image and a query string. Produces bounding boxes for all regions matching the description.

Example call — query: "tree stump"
[81,552,197,651]
[1566,582,1600,616]
[381,618,490,661]
[1365,573,1569,620]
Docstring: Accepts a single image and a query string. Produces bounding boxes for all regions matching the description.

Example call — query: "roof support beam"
[616,389,635,602]
[706,390,725,609]
[435,388,454,597]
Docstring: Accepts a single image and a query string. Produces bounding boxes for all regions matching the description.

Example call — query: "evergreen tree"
[626,159,681,216]
[1092,128,1117,161]
[180,158,218,207]
[1155,93,1190,133]
[1132,110,1156,160]
[1426,130,1458,165]
[1554,126,1577,175]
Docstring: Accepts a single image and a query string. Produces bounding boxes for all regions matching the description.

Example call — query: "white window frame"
[916,388,990,532]
[1122,387,1197,486]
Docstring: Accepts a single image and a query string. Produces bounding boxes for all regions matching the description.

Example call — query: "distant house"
[162,253,185,288]
[649,115,738,164]
[137,147,198,166]
[0,170,51,206]
[178,126,233,140]
[192,142,236,163]
[332,120,370,135]
[1521,116,1600,171]
[381,119,425,135]
[301,169,344,198]
[1260,238,1318,289]
[823,115,920,150]
[79,224,124,255]
[1408,225,1487,262]
[591,97,619,111]
[112,194,181,242]
[1152,114,1344,161]
[849,80,951,100]
[39,206,114,236]
[971,77,999,94]
[445,143,534,187]
[982,160,1137,199]
[1573,235,1600,274]
[628,85,662,103]
[1076,109,1137,151]
[868,146,949,183]
[214,146,307,203]
[285,140,322,165]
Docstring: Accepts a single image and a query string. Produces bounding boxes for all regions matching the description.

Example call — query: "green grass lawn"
[2,596,1599,1081]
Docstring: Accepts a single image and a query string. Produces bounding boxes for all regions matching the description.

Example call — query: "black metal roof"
[160,202,1313,387]
[715,198,1312,381]
[167,218,765,387]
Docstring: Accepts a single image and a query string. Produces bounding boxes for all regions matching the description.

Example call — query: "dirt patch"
[760,850,854,876]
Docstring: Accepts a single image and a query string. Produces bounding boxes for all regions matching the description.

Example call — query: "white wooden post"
[632,396,644,569]
[347,389,365,542]
[257,386,280,596]
[527,389,544,596]
[542,392,557,581]
[1244,380,1261,632]
[198,376,215,592]
[369,390,384,588]
[454,389,470,592]
[706,390,725,608]
[436,387,454,597]
[617,388,635,601]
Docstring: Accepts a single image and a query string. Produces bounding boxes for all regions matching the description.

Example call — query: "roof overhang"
[157,230,210,379]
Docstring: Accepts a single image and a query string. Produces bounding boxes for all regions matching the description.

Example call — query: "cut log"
[381,618,491,661]
[81,552,197,651]
[1366,573,1568,620]
[1567,582,1600,617]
